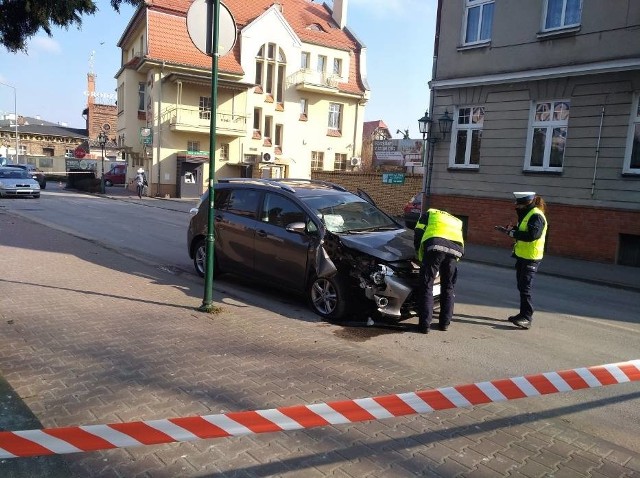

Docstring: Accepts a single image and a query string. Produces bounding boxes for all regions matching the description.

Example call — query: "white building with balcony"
[115,0,369,198]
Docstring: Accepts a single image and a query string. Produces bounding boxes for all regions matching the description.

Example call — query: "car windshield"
[300,193,399,233]
[0,169,29,179]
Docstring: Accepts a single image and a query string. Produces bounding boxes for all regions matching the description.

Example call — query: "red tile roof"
[135,0,366,94]
[363,120,390,139]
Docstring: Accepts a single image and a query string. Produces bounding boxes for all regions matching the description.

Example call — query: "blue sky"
[0,0,436,139]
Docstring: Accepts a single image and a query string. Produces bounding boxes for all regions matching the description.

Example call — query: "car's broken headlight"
[371,264,394,285]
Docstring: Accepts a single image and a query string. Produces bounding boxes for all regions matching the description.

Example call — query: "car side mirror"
[285,222,307,234]
[189,207,199,216]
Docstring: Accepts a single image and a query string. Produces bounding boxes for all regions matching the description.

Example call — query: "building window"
[301,51,310,69]
[138,82,145,111]
[525,100,570,172]
[543,0,582,31]
[264,115,273,145]
[42,147,54,156]
[624,94,640,174]
[333,58,342,76]
[274,124,283,150]
[328,103,342,131]
[117,84,124,114]
[199,96,211,120]
[300,98,308,121]
[18,145,26,156]
[187,141,200,152]
[253,108,262,134]
[219,143,229,161]
[334,153,347,171]
[450,106,484,169]
[276,64,285,105]
[317,55,327,75]
[311,151,324,171]
[464,0,494,45]
[255,43,286,99]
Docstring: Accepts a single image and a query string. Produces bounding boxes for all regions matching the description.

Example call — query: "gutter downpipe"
[421,0,442,214]
[591,105,605,197]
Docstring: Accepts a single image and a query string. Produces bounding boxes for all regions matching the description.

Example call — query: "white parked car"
[0,166,41,198]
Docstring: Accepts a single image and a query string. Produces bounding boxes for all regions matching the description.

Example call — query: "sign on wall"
[382,173,405,184]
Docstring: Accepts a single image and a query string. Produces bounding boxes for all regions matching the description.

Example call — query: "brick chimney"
[87,73,96,106]
[332,0,347,29]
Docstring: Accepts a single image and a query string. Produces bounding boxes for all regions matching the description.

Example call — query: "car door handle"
[256,229,267,237]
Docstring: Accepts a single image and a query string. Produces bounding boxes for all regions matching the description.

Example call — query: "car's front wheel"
[308,274,348,321]
[192,238,219,278]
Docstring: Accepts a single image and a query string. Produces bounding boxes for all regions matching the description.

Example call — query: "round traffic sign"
[187,0,237,56]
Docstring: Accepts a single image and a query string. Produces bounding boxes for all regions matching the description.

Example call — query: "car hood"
[337,228,415,262]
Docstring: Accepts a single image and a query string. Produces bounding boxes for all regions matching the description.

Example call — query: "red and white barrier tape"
[1,360,638,459]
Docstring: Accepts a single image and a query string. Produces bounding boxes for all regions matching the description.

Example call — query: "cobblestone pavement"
[1,211,639,477]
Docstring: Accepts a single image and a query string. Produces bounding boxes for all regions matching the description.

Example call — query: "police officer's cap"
[513,191,535,204]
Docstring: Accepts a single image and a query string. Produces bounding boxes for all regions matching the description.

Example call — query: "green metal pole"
[200,0,220,311]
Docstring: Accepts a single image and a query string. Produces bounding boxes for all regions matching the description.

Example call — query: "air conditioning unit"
[262,152,274,163]
[350,157,361,167]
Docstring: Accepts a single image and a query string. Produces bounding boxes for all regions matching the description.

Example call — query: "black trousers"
[515,258,539,321]
[419,250,458,328]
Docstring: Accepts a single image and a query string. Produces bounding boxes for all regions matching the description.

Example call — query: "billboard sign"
[373,139,423,167]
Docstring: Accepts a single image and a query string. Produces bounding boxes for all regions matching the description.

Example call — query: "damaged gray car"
[187,178,439,321]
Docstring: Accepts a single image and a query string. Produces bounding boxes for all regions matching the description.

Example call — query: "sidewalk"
[104,185,640,293]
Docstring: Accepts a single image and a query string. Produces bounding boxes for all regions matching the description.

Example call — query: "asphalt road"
[2,187,639,455]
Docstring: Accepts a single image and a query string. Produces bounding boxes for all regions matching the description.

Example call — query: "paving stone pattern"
[1,212,639,477]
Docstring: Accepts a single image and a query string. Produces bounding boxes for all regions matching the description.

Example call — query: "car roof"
[216,178,350,197]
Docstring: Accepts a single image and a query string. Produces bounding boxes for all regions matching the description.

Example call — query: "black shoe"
[507,314,522,323]
[416,324,429,334]
[513,317,531,329]
[438,323,449,331]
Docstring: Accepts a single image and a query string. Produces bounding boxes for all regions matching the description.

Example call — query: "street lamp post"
[417,109,454,214]
[0,81,19,163]
[418,110,433,215]
[98,131,107,194]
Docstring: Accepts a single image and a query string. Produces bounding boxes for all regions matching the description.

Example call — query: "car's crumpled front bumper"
[359,265,440,318]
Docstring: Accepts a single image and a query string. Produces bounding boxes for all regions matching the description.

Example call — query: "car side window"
[227,189,260,219]
[214,189,230,210]
[261,193,306,228]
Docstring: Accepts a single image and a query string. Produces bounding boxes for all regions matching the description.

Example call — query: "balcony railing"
[286,69,341,92]
[162,106,247,136]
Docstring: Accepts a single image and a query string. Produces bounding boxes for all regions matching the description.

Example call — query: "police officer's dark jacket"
[414,209,464,261]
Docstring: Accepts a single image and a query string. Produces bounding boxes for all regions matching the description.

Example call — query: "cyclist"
[134,168,147,198]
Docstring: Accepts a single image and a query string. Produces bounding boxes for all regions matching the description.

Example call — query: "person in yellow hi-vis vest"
[414,208,464,334]
[496,192,548,330]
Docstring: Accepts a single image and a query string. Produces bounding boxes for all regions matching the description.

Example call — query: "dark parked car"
[5,163,46,189]
[403,193,422,229]
[0,166,41,198]
[188,178,439,321]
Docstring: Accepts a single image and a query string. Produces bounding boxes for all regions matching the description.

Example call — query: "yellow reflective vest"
[415,209,464,262]
[514,207,547,260]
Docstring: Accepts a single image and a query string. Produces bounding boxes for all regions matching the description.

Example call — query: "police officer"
[414,208,464,334]
[497,192,548,329]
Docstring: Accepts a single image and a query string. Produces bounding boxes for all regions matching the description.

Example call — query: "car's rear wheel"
[308,274,348,321]
[193,238,219,278]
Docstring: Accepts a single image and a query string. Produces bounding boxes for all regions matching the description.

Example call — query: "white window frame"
[524,100,570,172]
[311,151,324,171]
[542,0,582,32]
[463,0,494,46]
[449,106,484,169]
[301,51,310,70]
[623,93,640,174]
[317,55,327,75]
[328,103,342,131]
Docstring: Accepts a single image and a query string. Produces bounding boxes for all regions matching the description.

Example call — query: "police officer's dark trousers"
[515,258,539,321]
[419,250,458,329]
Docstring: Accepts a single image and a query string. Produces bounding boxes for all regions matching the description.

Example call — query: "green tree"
[0,0,144,52]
